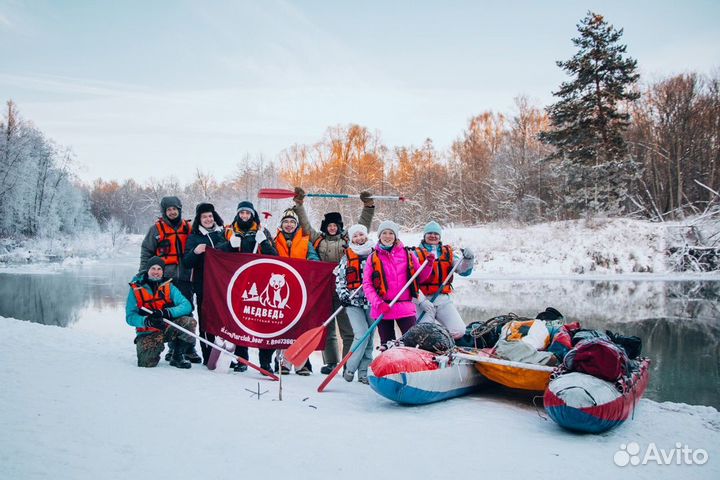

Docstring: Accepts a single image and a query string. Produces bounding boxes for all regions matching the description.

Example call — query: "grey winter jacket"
[294,203,375,264]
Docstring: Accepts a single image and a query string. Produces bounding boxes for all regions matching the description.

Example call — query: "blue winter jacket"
[125,274,193,332]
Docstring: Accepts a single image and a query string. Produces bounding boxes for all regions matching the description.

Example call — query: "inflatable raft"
[368,346,485,405]
[543,358,650,433]
[455,348,555,392]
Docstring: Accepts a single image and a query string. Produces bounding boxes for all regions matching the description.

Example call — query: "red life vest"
[131,280,173,333]
[369,248,419,299]
[415,245,454,295]
[155,219,191,266]
[275,228,310,259]
[344,248,364,289]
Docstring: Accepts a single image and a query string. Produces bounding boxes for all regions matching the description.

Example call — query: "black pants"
[236,346,275,368]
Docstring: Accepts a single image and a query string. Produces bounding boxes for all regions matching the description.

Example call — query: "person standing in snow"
[125,256,197,369]
[336,224,376,384]
[293,186,375,374]
[139,196,200,364]
[181,203,225,365]
[362,220,435,346]
[412,221,475,340]
[272,207,318,375]
[217,201,278,373]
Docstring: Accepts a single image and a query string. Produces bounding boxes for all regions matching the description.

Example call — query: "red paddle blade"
[285,327,324,368]
[257,188,295,200]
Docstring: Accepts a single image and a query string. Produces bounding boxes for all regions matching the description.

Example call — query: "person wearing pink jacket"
[362,220,435,345]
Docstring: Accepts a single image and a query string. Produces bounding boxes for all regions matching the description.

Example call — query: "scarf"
[349,239,374,257]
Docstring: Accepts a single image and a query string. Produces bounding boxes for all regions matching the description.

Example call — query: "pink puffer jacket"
[362,241,434,320]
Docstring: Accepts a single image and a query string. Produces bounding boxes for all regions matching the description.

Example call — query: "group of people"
[125,187,475,384]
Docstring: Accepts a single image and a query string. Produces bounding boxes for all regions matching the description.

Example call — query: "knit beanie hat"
[237,201,256,215]
[423,221,442,237]
[377,220,400,238]
[347,224,368,240]
[281,208,299,224]
[320,212,344,235]
[147,256,166,272]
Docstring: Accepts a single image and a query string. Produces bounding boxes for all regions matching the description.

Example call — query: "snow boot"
[231,361,248,372]
[169,340,192,369]
[343,370,354,382]
[184,343,202,364]
[320,363,337,375]
[165,345,174,362]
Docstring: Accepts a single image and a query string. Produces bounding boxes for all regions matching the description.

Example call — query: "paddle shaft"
[257,188,404,201]
[307,193,403,201]
[284,286,363,367]
[317,259,430,392]
[141,308,279,380]
[454,351,555,372]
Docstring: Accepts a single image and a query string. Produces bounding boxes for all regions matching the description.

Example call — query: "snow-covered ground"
[1,316,718,480]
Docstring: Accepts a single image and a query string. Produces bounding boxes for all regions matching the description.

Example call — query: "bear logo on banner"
[226,259,307,338]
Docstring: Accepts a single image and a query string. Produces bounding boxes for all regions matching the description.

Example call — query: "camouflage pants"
[135,316,197,367]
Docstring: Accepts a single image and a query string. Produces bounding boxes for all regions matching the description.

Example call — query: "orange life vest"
[275,228,310,259]
[131,280,173,333]
[155,219,191,265]
[415,245,454,295]
[344,248,364,289]
[369,248,419,299]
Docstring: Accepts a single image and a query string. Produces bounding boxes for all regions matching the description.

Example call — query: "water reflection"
[0,268,718,408]
[0,262,137,328]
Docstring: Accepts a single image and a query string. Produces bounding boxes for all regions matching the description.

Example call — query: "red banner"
[202,249,336,349]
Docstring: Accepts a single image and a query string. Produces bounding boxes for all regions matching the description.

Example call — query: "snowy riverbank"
[1,316,718,480]
[3,217,715,276]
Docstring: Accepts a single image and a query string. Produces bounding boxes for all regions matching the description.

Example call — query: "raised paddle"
[284,286,364,368]
[258,188,406,202]
[317,259,430,393]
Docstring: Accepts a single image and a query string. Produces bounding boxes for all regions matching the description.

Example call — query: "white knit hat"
[347,224,368,240]
[377,220,400,238]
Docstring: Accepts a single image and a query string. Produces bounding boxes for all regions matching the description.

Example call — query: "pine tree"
[540,11,640,215]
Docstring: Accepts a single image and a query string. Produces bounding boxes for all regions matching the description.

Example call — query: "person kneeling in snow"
[412,221,474,340]
[125,256,197,369]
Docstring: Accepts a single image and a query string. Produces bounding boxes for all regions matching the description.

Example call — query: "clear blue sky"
[1,0,718,183]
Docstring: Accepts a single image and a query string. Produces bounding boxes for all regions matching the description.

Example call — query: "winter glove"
[229,235,241,249]
[359,191,374,207]
[254,229,267,246]
[418,298,436,316]
[462,248,475,260]
[425,252,437,264]
[378,302,392,316]
[293,186,305,205]
[144,312,166,330]
[161,308,173,320]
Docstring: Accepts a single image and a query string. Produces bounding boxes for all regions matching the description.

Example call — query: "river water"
[1,260,718,408]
